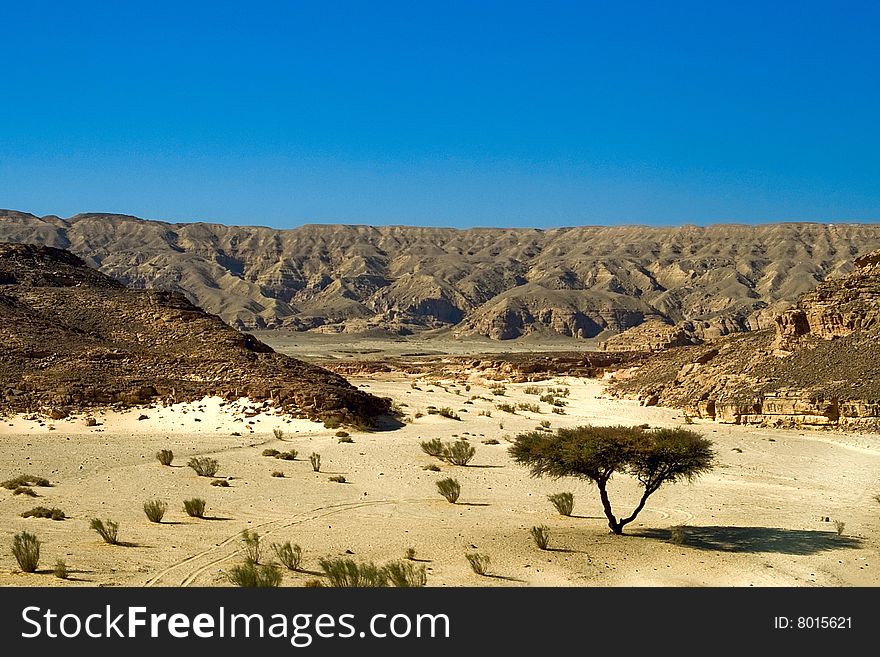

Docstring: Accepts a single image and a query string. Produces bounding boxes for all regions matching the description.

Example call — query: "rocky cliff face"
[3,209,880,340]
[0,243,391,423]
[608,249,880,429]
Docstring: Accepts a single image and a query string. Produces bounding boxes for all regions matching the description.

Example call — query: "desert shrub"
[187,457,219,477]
[530,525,550,550]
[304,579,324,587]
[490,385,506,396]
[272,541,303,571]
[143,499,167,523]
[496,403,517,414]
[1,474,50,489]
[273,428,284,439]
[90,518,119,545]
[54,559,69,580]
[540,420,551,428]
[309,453,321,472]
[548,387,570,397]
[517,402,541,413]
[335,430,350,438]
[465,553,490,576]
[437,407,461,420]
[436,478,461,503]
[226,561,282,587]
[422,464,441,472]
[262,449,280,457]
[13,486,38,497]
[21,506,66,521]
[482,438,499,445]
[834,520,846,536]
[329,475,346,483]
[383,560,427,587]
[276,450,298,461]
[183,498,206,518]
[539,394,566,407]
[421,438,445,458]
[338,436,354,443]
[548,492,574,516]
[523,386,543,395]
[12,531,40,573]
[552,407,566,415]
[511,425,714,535]
[426,407,439,415]
[414,411,424,419]
[442,440,476,466]
[405,547,416,560]
[319,557,388,587]
[323,418,342,429]
[683,413,695,425]
[271,471,285,478]
[478,409,492,417]
[210,479,230,487]
[240,529,262,563]
[669,525,687,545]
[156,449,174,466]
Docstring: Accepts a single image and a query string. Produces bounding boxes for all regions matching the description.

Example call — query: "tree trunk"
[597,481,622,534]
[618,486,656,532]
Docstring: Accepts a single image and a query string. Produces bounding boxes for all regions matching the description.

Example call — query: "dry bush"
[12,531,40,573]
[54,559,69,580]
[210,479,230,487]
[329,475,346,483]
[90,518,119,545]
[276,450,298,461]
[383,560,427,587]
[442,440,476,466]
[262,449,280,457]
[273,428,284,439]
[436,478,461,503]
[421,438,445,458]
[272,541,303,571]
[240,529,262,563]
[309,453,321,472]
[143,499,167,523]
[156,449,174,466]
[422,464,441,472]
[271,470,285,478]
[465,553,490,576]
[21,506,65,521]
[834,520,846,536]
[548,492,574,516]
[517,402,541,413]
[2,474,50,489]
[319,557,388,587]
[530,525,550,550]
[183,498,206,518]
[226,562,282,587]
[187,457,219,477]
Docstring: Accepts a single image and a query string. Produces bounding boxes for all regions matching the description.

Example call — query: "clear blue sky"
[1,0,878,228]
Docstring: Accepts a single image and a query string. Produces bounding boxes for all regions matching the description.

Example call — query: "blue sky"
[1,1,878,228]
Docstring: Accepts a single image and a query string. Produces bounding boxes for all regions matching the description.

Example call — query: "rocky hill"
[3,210,880,340]
[607,249,880,429]
[0,242,391,424]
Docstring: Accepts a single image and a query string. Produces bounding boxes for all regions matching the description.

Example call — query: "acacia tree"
[510,425,714,534]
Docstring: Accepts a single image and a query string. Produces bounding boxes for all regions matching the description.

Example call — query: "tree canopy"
[510,425,714,534]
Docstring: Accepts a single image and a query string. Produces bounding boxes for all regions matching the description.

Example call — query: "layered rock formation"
[608,250,880,429]
[0,243,391,423]
[3,210,880,340]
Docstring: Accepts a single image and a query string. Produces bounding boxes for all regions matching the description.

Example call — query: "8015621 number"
[797,617,851,629]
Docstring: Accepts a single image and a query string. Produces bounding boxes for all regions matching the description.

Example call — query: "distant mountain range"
[2,209,880,340]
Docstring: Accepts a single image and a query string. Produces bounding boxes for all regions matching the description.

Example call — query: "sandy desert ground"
[1,374,878,587]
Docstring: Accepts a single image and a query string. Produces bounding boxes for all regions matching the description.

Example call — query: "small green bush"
[319,557,388,587]
[482,438,500,445]
[271,470,285,477]
[422,463,441,472]
[12,531,40,573]
[436,478,461,503]
[90,518,119,545]
[517,402,541,413]
[272,541,303,571]
[143,499,167,523]
[13,486,38,496]
[523,386,543,395]
[309,453,321,472]
[405,547,416,560]
[329,475,346,483]
[551,407,565,415]
[437,407,461,420]
[465,553,490,576]
[187,457,219,477]
[183,498,206,518]
[420,438,445,458]
[156,449,174,466]
[490,385,506,396]
[240,529,262,564]
[496,403,517,414]
[539,420,551,429]
[276,450,298,461]
[21,506,65,520]
[226,562,282,587]
[273,428,284,439]
[54,559,69,580]
[1,474,50,489]
[442,440,476,466]
[383,560,427,587]
[530,525,550,550]
[548,492,574,516]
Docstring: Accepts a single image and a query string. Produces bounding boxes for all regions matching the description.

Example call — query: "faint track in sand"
[144,498,396,587]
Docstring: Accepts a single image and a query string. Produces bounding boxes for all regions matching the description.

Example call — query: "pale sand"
[1,378,877,587]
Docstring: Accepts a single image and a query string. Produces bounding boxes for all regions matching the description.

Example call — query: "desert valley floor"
[1,339,878,587]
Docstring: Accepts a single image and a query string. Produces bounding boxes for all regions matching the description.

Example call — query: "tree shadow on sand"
[633,526,862,555]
